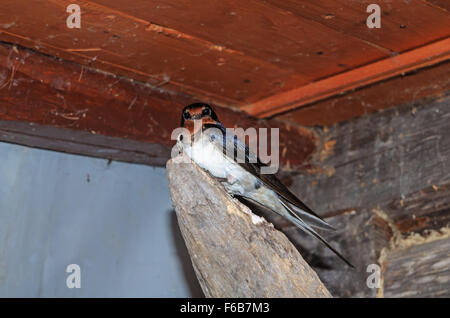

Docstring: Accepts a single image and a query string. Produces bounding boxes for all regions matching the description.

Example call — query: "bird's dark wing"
[236,194,353,267]
[278,198,354,268]
[216,131,330,226]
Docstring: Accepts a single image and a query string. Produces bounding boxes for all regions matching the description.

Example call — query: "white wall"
[0,142,202,297]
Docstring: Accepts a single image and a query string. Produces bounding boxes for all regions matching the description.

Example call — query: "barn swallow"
[177,102,353,267]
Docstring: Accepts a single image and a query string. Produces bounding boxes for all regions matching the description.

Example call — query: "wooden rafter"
[1,0,449,125]
[0,43,318,169]
[243,38,450,118]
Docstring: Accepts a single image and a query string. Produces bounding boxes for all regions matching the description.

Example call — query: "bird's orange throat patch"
[183,117,219,140]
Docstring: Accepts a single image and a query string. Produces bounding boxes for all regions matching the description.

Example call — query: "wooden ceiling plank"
[243,37,450,118]
[0,0,309,108]
[1,0,448,126]
[424,0,450,12]
[276,61,450,126]
[89,0,389,83]
[0,43,317,169]
[264,0,450,53]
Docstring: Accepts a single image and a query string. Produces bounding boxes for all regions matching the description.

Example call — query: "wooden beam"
[383,236,450,297]
[276,60,450,126]
[243,38,450,118]
[287,94,450,215]
[264,0,450,53]
[277,95,450,297]
[2,0,449,125]
[425,0,450,12]
[0,42,317,169]
[387,182,450,237]
[0,120,170,166]
[0,0,389,107]
[166,154,331,297]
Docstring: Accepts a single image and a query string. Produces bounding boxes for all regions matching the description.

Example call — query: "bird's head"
[180,103,223,136]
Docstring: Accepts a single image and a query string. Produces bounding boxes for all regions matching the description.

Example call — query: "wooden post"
[166,154,331,298]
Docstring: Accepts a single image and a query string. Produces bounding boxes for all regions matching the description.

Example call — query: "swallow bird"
[177,102,353,267]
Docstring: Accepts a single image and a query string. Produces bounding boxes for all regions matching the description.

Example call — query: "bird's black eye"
[183,111,191,119]
[202,108,210,117]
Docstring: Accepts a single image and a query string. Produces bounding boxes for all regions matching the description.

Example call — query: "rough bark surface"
[166,155,331,298]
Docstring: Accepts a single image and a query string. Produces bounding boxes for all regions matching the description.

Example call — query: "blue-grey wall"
[0,142,202,297]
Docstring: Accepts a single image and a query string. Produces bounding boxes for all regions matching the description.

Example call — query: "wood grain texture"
[426,0,450,12]
[387,182,450,236]
[0,120,170,166]
[265,0,450,52]
[243,39,450,118]
[288,94,450,215]
[277,61,450,126]
[0,42,317,169]
[1,0,448,123]
[166,154,331,298]
[384,236,450,298]
[90,0,387,84]
[0,0,310,107]
[279,95,450,297]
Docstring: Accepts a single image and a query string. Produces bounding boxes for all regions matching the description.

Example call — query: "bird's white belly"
[184,140,254,195]
[188,140,230,178]
[181,137,287,213]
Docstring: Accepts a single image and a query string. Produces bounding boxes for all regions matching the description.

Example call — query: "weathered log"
[383,234,450,298]
[283,95,450,297]
[166,154,331,298]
